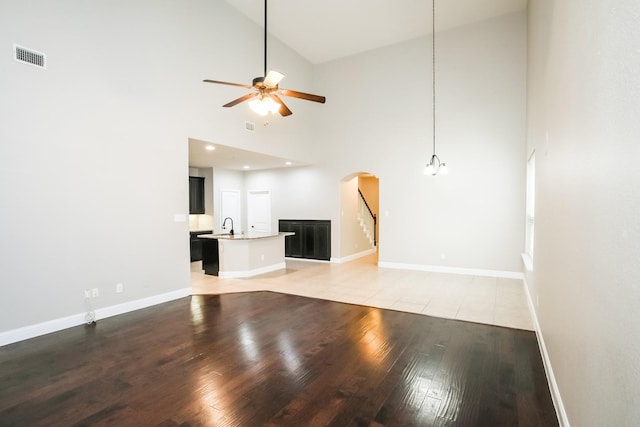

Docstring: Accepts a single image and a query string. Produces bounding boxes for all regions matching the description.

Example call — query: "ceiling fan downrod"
[202,0,326,117]
[263,0,268,77]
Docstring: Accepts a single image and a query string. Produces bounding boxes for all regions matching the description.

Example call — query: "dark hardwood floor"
[0,292,558,426]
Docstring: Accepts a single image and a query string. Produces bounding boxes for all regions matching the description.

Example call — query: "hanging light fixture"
[249,95,281,116]
[424,0,448,176]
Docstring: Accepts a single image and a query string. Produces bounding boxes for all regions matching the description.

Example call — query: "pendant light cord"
[432,0,436,155]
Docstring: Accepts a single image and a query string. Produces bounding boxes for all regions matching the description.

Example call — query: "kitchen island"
[199,232,294,278]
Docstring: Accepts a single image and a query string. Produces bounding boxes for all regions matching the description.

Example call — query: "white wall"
[526,0,640,425]
[243,12,527,270]
[0,0,315,337]
[314,12,527,273]
[244,166,338,254]
[0,0,190,332]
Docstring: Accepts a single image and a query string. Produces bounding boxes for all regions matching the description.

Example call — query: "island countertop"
[199,231,294,241]
[199,232,294,278]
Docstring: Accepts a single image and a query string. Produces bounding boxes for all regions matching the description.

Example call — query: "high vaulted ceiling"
[193,0,528,171]
[224,0,528,64]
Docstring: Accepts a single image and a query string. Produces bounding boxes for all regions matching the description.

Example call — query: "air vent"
[245,121,255,132]
[14,44,46,69]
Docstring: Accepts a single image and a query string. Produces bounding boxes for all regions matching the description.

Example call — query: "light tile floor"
[190,253,534,330]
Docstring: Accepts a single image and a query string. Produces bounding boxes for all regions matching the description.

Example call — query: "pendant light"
[424,0,448,176]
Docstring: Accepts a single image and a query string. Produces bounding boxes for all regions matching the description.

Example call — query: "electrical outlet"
[116,283,124,293]
[91,288,99,298]
[260,254,265,261]
[440,253,446,260]
[84,289,91,299]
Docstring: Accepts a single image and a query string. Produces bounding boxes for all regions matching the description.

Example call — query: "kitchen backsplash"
[189,214,213,231]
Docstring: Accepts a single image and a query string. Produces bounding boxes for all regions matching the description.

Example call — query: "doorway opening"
[340,172,380,264]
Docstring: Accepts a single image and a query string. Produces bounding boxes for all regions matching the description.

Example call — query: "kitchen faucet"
[222,217,234,235]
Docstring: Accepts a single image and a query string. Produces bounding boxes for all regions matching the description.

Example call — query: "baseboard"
[95,288,192,321]
[219,262,286,279]
[523,277,570,427]
[377,261,524,279]
[0,288,192,347]
[331,247,376,264]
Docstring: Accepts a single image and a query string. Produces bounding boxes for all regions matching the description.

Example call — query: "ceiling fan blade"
[272,94,292,116]
[280,89,326,104]
[223,92,258,108]
[203,79,252,89]
[263,70,285,88]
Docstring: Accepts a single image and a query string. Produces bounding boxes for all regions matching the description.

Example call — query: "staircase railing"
[357,189,377,246]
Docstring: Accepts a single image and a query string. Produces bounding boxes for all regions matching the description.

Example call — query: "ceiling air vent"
[245,121,255,132]
[14,44,46,69]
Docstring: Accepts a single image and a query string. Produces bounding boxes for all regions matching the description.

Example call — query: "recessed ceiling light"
[285,161,292,166]
[243,165,250,169]
[205,145,215,151]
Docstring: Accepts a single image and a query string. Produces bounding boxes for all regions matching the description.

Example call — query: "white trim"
[331,247,377,264]
[0,313,85,347]
[377,261,524,279]
[521,253,533,271]
[0,288,191,347]
[94,288,191,321]
[523,277,570,427]
[218,262,286,279]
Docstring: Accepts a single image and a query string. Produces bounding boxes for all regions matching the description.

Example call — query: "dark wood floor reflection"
[0,292,558,426]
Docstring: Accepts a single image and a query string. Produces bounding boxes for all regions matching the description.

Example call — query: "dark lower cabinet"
[280,220,330,261]
[190,230,212,262]
[283,222,303,257]
[201,238,219,276]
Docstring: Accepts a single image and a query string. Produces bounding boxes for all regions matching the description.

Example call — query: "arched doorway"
[339,172,380,264]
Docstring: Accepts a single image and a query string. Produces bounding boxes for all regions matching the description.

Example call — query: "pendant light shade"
[424,154,447,176]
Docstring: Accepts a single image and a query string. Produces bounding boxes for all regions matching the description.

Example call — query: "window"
[523,151,535,271]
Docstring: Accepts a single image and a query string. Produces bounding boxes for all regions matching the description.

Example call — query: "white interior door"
[221,190,241,234]
[247,190,271,235]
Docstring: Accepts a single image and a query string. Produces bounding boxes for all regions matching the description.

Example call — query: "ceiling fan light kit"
[203,0,325,118]
[249,95,281,116]
[424,0,448,176]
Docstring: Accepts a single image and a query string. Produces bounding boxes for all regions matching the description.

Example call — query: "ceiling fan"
[203,0,326,117]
